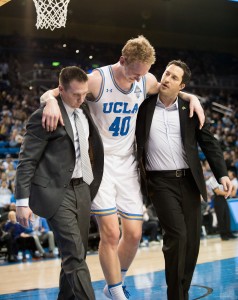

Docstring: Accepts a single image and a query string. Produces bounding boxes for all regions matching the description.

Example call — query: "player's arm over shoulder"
[40,88,59,105]
[87,70,103,101]
[145,72,160,95]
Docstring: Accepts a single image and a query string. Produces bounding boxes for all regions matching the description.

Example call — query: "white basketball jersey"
[87,65,146,156]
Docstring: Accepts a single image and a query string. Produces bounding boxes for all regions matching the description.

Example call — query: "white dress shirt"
[206,176,223,192]
[145,96,189,171]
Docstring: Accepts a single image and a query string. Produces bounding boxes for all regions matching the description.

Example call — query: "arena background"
[0,0,238,53]
[0,1,237,299]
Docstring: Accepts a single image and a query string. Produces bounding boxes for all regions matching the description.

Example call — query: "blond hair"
[122,35,156,65]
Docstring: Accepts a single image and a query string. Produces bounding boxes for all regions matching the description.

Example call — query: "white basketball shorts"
[91,153,143,220]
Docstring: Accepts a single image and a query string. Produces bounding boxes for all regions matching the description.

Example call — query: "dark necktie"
[74,110,94,185]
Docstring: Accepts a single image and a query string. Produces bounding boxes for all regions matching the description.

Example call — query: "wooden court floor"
[0,236,238,299]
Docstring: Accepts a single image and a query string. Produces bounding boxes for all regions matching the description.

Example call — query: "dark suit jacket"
[15,98,104,219]
[136,94,228,201]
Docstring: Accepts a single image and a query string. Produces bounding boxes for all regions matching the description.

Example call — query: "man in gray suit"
[15,66,104,300]
[136,60,232,300]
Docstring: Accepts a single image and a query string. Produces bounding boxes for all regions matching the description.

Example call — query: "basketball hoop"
[33,0,70,31]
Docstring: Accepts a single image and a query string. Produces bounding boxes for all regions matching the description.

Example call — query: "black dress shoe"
[227,233,237,239]
[32,253,42,260]
[8,255,18,263]
[42,252,55,258]
[221,235,229,241]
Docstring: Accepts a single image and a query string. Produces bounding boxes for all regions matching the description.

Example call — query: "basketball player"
[40,36,205,299]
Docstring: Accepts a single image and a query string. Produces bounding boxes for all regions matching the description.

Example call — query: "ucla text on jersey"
[87,65,146,155]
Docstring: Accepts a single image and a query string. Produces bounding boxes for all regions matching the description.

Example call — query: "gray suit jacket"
[136,94,228,201]
[15,98,104,218]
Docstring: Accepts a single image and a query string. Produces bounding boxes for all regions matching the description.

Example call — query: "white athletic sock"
[108,282,127,300]
[121,269,127,286]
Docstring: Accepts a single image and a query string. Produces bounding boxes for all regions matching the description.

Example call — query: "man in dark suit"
[15,66,104,300]
[136,60,232,300]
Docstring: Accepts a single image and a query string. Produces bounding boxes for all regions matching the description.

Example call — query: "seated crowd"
[0,205,56,262]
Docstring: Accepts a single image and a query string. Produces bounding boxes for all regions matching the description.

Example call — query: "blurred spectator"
[0,226,16,262]
[0,202,16,224]
[2,154,13,170]
[203,164,218,234]
[1,105,12,118]
[223,151,234,169]
[4,211,54,262]
[9,128,22,148]
[140,204,160,247]
[207,176,237,241]
[0,115,11,141]
[228,169,238,198]
[6,163,16,181]
[0,161,5,173]
[11,102,28,122]
[30,214,56,258]
[0,180,12,214]
[6,163,16,192]
[3,211,35,262]
[201,200,217,235]
[0,61,9,81]
[87,216,100,252]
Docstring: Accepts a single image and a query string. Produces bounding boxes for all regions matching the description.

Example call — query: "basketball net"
[33,0,70,31]
[0,0,12,7]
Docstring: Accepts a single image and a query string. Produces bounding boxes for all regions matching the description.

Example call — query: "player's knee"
[100,227,121,246]
[123,229,142,245]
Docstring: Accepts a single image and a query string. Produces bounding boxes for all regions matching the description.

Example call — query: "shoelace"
[122,286,130,299]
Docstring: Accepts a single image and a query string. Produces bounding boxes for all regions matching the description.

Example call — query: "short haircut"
[59,66,88,90]
[122,35,156,65]
[167,60,191,85]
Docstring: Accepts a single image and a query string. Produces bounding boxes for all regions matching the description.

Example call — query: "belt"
[70,177,84,186]
[147,169,191,178]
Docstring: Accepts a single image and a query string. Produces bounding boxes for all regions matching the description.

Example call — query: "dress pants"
[147,171,201,300]
[48,181,95,300]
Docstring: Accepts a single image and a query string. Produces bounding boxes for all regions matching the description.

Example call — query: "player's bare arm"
[87,70,103,101]
[40,88,60,105]
[146,72,205,128]
[40,70,103,131]
[179,91,205,129]
[145,72,160,95]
